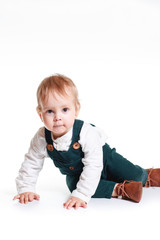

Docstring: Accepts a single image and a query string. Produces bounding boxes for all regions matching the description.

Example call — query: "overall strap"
[71,119,84,144]
[45,128,65,162]
[45,128,53,145]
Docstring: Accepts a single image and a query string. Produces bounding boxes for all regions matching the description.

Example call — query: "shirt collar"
[51,128,73,151]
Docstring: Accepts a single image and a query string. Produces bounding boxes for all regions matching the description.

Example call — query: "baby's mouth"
[53,125,63,127]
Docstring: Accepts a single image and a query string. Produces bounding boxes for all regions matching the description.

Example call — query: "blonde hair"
[36,74,80,112]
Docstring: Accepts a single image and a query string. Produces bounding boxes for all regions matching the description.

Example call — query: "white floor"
[2,174,160,240]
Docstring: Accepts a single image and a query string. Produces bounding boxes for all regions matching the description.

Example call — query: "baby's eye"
[62,108,69,113]
[47,110,53,114]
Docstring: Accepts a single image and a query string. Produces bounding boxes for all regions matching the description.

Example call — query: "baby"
[13,74,160,209]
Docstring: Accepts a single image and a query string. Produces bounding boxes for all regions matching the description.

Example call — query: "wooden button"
[69,166,74,170]
[72,142,81,150]
[47,144,54,151]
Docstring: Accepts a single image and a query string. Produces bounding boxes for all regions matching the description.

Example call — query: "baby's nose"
[54,113,62,121]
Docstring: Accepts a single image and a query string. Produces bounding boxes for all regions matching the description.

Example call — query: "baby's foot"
[145,168,160,187]
[115,180,143,203]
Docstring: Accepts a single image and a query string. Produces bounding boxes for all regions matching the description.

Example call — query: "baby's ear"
[75,103,81,117]
[36,107,43,122]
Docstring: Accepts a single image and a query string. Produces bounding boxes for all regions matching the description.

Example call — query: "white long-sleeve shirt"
[16,122,108,203]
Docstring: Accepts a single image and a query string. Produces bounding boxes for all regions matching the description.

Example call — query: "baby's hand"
[13,192,40,204]
[63,196,87,210]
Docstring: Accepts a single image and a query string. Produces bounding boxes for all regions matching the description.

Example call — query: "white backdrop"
[1,0,160,239]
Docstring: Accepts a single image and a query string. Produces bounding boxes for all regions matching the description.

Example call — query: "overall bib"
[45,119,148,199]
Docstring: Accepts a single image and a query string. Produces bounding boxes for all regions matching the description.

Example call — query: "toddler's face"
[39,90,79,139]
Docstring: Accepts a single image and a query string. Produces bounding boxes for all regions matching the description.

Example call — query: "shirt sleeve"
[16,127,47,194]
[71,123,104,203]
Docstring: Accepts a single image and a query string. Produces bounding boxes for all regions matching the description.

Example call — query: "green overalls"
[45,119,148,199]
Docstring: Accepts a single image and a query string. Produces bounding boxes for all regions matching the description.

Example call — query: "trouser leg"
[92,179,116,198]
[104,145,148,186]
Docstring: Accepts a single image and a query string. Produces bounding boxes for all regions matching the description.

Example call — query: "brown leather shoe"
[115,180,143,203]
[145,168,160,187]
